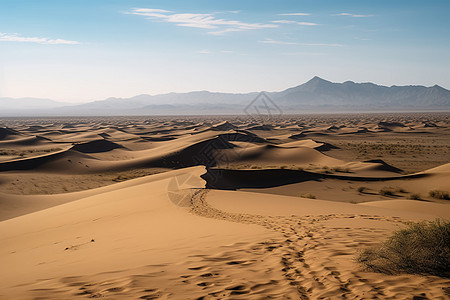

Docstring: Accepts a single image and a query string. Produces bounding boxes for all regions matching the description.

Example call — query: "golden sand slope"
[0,114,449,299]
[1,167,449,299]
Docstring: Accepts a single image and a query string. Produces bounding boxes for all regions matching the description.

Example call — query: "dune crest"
[0,113,449,299]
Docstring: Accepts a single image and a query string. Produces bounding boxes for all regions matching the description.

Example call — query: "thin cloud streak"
[302,43,343,47]
[128,8,278,34]
[282,52,325,56]
[259,38,298,45]
[334,13,373,18]
[278,13,311,16]
[0,33,80,44]
[272,20,318,26]
[260,39,342,47]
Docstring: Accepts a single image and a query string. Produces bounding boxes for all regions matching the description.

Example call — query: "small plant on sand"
[331,166,350,173]
[357,186,367,193]
[379,188,394,196]
[357,219,450,277]
[300,193,316,199]
[408,193,421,200]
[112,175,128,182]
[321,165,332,174]
[429,190,450,200]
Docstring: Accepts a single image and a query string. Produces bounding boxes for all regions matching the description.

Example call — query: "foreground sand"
[0,114,449,299]
[1,166,449,299]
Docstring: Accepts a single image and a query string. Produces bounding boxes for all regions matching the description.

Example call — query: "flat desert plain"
[0,113,449,299]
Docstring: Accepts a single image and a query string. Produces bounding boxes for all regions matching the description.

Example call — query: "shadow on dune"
[0,149,89,172]
[72,140,126,153]
[0,127,25,140]
[202,168,427,190]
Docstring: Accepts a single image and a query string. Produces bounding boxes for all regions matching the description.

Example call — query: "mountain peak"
[294,76,334,92]
[308,76,328,83]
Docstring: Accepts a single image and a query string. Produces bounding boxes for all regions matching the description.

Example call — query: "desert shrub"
[331,166,350,173]
[357,219,450,277]
[300,193,316,199]
[357,186,367,193]
[408,193,421,200]
[429,190,450,200]
[379,188,394,196]
[112,175,128,182]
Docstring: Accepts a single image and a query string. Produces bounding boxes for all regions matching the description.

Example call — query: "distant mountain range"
[1,77,449,116]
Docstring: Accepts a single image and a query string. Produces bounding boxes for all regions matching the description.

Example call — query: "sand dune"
[0,113,449,299]
[0,127,24,140]
[72,139,127,153]
[1,167,448,299]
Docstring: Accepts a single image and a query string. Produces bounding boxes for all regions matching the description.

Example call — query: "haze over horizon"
[1,0,450,103]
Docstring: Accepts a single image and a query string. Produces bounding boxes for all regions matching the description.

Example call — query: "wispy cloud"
[278,13,311,16]
[196,50,235,54]
[302,43,343,47]
[207,28,245,35]
[0,33,80,44]
[127,8,278,34]
[260,39,343,47]
[282,52,325,56]
[259,38,298,45]
[272,20,318,26]
[334,13,373,18]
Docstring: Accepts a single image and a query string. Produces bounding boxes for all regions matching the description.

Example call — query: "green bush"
[357,219,450,277]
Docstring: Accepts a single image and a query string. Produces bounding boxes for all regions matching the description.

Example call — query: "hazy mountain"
[1,77,449,116]
[273,76,450,108]
[0,97,69,110]
[70,91,258,110]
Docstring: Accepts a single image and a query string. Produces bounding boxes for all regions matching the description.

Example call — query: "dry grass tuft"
[300,193,316,199]
[357,219,450,277]
[408,193,421,200]
[379,188,394,196]
[331,166,350,173]
[357,186,367,193]
[429,190,450,200]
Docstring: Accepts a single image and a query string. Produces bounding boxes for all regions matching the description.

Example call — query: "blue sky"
[1,0,449,102]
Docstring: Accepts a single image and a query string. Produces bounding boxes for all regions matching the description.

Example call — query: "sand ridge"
[0,113,449,299]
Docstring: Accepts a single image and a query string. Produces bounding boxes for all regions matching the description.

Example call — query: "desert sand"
[0,113,449,299]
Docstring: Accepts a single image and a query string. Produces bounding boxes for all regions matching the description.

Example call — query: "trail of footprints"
[185,189,449,300]
[41,188,449,299]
